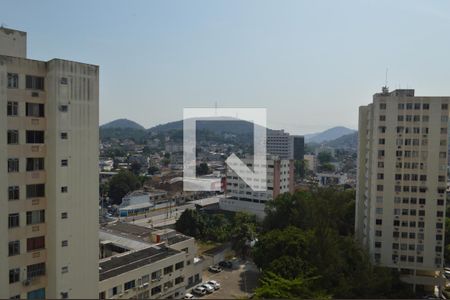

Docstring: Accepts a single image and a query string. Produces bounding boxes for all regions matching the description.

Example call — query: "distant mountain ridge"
[101,119,145,130]
[305,126,356,143]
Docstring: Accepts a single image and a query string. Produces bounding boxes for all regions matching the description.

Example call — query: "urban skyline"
[2,0,450,134]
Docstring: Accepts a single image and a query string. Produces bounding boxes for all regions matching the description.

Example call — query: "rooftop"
[99,246,181,281]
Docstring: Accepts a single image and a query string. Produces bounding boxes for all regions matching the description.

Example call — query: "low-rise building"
[99,223,203,299]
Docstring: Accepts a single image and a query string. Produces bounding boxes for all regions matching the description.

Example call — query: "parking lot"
[189,259,260,299]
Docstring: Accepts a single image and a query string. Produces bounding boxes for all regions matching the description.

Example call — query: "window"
[442,103,448,110]
[151,270,162,280]
[61,292,69,299]
[175,276,184,285]
[61,186,68,193]
[26,131,44,144]
[437,211,444,217]
[25,75,44,90]
[27,236,45,251]
[59,105,68,112]
[151,286,161,296]
[10,295,20,299]
[7,101,18,116]
[8,158,19,172]
[8,186,19,200]
[124,280,135,291]
[61,266,68,274]
[7,130,19,144]
[164,265,173,275]
[61,212,68,219]
[175,261,184,270]
[61,159,68,167]
[26,210,45,225]
[380,103,386,109]
[8,213,19,228]
[375,242,381,248]
[423,103,430,109]
[9,268,20,284]
[26,158,44,171]
[375,219,382,225]
[60,77,68,85]
[26,184,45,198]
[8,240,20,256]
[379,115,386,121]
[61,132,68,139]
[62,240,68,247]
[8,73,19,88]
[27,262,45,279]
[26,103,45,117]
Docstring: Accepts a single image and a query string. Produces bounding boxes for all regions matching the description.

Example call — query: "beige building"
[0,27,99,299]
[220,156,294,218]
[355,88,449,290]
[99,223,203,299]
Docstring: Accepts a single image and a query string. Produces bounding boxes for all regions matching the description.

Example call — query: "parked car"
[218,260,233,268]
[206,280,221,290]
[193,286,206,296]
[208,265,223,273]
[184,293,194,299]
[201,283,215,293]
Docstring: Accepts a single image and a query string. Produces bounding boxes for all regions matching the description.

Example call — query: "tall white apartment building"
[0,27,99,299]
[220,156,294,218]
[355,88,449,290]
[266,129,304,161]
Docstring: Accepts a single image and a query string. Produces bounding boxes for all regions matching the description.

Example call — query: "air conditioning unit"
[143,283,149,288]
[22,279,31,286]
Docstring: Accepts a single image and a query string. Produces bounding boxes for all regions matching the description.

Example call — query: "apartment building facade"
[220,156,294,218]
[0,27,99,299]
[355,88,449,289]
[266,129,304,161]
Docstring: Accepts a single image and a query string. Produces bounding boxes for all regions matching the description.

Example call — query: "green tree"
[147,166,159,175]
[175,209,205,238]
[130,161,142,175]
[196,162,209,176]
[108,170,141,205]
[317,151,333,164]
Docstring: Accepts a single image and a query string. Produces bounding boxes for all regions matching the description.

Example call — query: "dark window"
[9,268,20,284]
[61,159,68,167]
[25,75,44,90]
[26,103,45,117]
[59,105,68,112]
[27,236,45,251]
[26,210,45,225]
[27,262,46,279]
[8,240,20,256]
[124,280,135,291]
[8,158,19,172]
[61,240,68,247]
[61,186,68,193]
[175,261,184,270]
[8,213,19,228]
[8,186,19,200]
[151,286,161,296]
[26,158,44,171]
[7,101,18,116]
[61,212,68,219]
[175,276,184,284]
[7,130,19,144]
[164,265,173,275]
[60,132,68,139]
[26,131,44,144]
[26,184,45,198]
[7,73,19,88]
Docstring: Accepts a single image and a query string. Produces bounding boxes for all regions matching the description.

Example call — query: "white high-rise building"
[355,88,449,290]
[220,156,294,218]
[0,27,99,299]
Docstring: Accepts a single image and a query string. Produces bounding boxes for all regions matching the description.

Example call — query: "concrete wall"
[0,28,26,58]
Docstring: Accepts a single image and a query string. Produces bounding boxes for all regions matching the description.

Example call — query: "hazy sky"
[2,0,450,134]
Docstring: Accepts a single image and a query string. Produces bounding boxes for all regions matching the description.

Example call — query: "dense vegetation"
[253,189,414,299]
[175,209,258,258]
[107,170,142,205]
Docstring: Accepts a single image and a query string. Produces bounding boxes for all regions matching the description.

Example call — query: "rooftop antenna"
[382,68,389,94]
